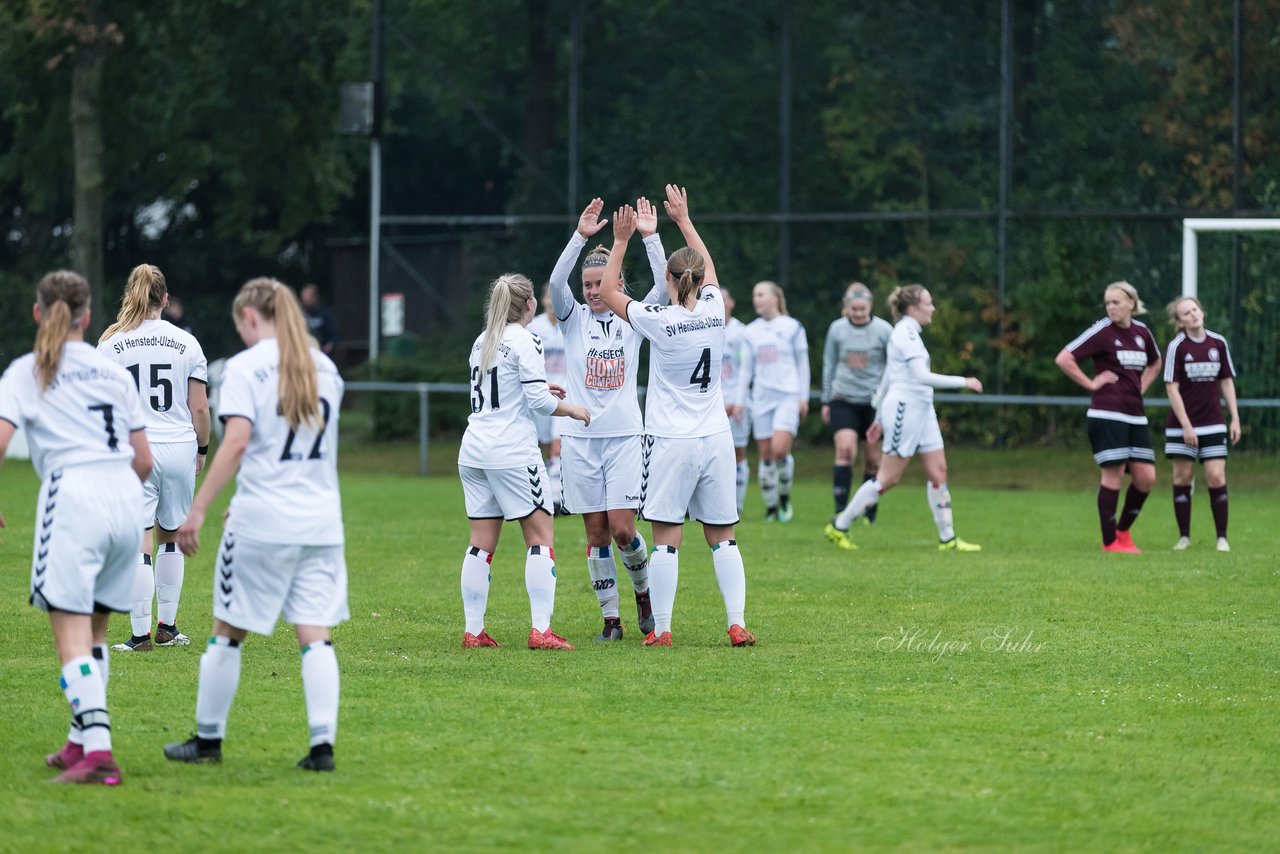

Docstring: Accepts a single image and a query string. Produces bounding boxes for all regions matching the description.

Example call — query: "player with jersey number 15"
[457,273,591,652]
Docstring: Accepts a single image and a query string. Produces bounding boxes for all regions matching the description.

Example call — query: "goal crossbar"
[1182,218,1280,297]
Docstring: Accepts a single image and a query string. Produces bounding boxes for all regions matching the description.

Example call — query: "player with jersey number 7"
[457,273,591,652]
[597,186,756,649]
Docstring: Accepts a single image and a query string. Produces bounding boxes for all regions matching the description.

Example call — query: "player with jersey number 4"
[457,273,591,651]
[598,186,756,649]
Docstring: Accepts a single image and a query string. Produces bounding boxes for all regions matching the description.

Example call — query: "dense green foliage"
[3,446,1278,848]
[2,1,1277,442]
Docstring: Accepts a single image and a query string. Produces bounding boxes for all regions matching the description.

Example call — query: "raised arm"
[550,198,610,320]
[637,196,669,306]
[663,184,717,286]
[599,205,637,322]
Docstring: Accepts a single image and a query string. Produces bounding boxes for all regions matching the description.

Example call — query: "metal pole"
[1182,223,1198,298]
[368,0,384,367]
[997,0,1011,402]
[418,386,429,475]
[777,4,792,285]
[568,1,581,213]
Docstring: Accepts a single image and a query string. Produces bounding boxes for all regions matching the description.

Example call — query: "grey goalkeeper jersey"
[821,316,893,404]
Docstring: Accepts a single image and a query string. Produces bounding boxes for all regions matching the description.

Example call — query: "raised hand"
[636,196,658,237]
[612,204,637,243]
[577,197,609,239]
[663,184,689,225]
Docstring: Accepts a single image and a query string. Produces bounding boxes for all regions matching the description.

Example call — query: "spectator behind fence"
[301,284,339,356]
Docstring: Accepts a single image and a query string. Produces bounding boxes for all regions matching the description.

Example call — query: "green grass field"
[2,444,1278,851]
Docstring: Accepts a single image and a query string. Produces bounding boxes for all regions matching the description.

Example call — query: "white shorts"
[639,432,738,526]
[460,462,550,520]
[145,439,197,531]
[212,530,349,636]
[751,391,801,440]
[29,463,143,615]
[729,408,751,449]
[533,412,563,447]
[880,395,944,457]
[560,435,641,514]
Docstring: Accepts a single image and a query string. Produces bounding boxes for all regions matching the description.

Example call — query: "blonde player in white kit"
[599,187,756,649]
[164,278,347,772]
[526,284,569,514]
[720,285,752,513]
[549,197,669,641]
[99,264,210,652]
[457,273,591,651]
[825,284,984,552]
[739,281,810,523]
[0,270,152,785]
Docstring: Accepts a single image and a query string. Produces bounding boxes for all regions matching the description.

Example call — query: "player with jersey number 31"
[598,186,756,649]
[457,273,591,651]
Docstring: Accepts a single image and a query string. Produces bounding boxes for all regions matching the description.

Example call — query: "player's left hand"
[548,383,568,400]
[1229,421,1241,444]
[798,400,810,419]
[176,507,205,556]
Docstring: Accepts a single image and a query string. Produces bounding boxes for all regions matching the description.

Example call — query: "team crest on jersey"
[614,327,623,341]
[1135,336,1145,349]
[1208,347,1220,361]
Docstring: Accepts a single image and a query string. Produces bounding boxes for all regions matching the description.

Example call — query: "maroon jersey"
[1163,329,1235,431]
[1065,318,1160,420]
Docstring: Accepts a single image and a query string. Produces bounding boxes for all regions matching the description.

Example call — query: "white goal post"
[1181,218,1280,298]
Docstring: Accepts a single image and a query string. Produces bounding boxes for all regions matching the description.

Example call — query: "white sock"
[618,534,650,594]
[836,478,882,530]
[129,554,154,637]
[759,460,778,510]
[196,636,242,741]
[62,656,110,754]
[587,545,620,618]
[735,459,749,512]
[460,546,492,635]
[301,641,339,747]
[649,545,679,635]
[155,542,184,626]
[928,481,955,542]
[712,540,747,628]
[779,454,795,500]
[525,546,557,633]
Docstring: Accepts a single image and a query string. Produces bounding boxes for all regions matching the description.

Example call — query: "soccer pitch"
[1,446,1277,851]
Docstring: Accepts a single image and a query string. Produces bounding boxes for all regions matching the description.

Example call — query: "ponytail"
[100,263,167,342]
[233,278,319,430]
[34,271,91,390]
[887,283,927,322]
[666,247,705,306]
[480,274,535,372]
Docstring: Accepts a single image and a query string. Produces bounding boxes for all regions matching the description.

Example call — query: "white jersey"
[98,318,207,444]
[459,323,559,469]
[0,343,145,480]
[217,339,344,545]
[627,284,731,439]
[741,315,810,405]
[549,231,669,438]
[875,316,965,405]
[526,313,568,386]
[721,316,749,406]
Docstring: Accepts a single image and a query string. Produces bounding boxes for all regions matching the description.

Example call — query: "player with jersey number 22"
[598,186,756,649]
[457,273,591,651]
[164,278,348,773]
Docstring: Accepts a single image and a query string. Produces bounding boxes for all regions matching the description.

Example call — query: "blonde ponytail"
[666,247,705,306]
[100,263,167,342]
[34,271,91,390]
[233,278,319,430]
[480,273,535,372]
